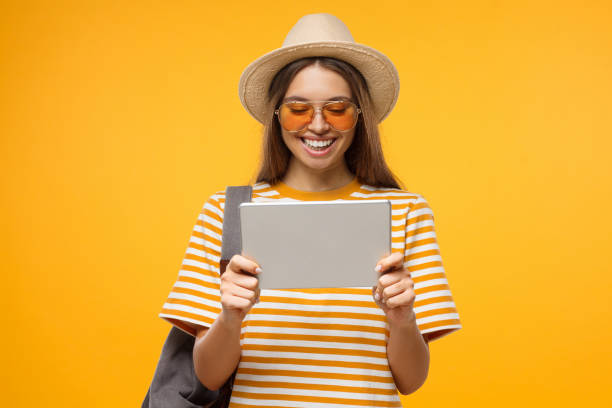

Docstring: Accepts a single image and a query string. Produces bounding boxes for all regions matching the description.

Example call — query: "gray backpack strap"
[220,185,253,274]
[142,186,252,408]
[207,185,253,407]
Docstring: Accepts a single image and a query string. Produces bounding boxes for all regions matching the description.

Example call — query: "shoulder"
[352,183,429,210]
[355,185,439,229]
[203,189,226,210]
[200,182,273,215]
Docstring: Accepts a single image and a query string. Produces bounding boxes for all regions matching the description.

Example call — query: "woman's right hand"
[219,254,261,327]
[193,254,261,390]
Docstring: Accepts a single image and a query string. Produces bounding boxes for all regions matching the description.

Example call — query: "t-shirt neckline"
[272,177,361,201]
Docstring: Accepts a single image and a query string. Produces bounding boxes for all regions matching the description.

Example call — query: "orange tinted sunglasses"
[275,100,361,132]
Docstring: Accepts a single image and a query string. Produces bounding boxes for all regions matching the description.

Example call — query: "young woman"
[160,13,461,407]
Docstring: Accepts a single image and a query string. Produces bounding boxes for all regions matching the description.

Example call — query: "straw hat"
[238,13,400,124]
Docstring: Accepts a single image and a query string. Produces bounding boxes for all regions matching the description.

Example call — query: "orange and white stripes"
[160,178,461,407]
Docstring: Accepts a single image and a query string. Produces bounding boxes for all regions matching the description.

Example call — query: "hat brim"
[238,41,400,124]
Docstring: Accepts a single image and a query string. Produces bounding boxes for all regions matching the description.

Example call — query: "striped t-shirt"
[160,177,461,407]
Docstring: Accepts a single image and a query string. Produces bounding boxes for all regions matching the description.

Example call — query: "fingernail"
[375,265,382,273]
[255,267,262,274]
[374,292,380,301]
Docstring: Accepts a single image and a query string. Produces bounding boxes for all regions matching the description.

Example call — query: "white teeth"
[303,138,334,148]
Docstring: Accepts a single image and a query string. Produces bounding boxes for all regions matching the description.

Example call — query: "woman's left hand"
[372,252,416,326]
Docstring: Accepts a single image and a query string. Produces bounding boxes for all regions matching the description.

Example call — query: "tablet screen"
[239,200,391,289]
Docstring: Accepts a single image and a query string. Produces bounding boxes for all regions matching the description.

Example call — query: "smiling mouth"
[300,138,336,151]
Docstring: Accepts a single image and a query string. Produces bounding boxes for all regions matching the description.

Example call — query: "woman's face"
[279,64,356,177]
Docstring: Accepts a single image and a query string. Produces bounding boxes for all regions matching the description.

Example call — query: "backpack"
[142,186,253,408]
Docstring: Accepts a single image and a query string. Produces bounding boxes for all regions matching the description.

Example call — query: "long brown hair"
[254,57,402,189]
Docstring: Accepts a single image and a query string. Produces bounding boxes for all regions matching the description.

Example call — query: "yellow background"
[2,0,611,406]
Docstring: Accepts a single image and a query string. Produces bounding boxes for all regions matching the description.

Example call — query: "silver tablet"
[239,200,391,289]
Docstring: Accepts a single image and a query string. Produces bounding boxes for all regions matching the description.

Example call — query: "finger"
[374,281,384,303]
[378,270,404,289]
[227,284,257,302]
[375,271,400,301]
[374,255,401,300]
[375,252,404,275]
[382,278,413,302]
[382,280,406,302]
[229,254,261,276]
[221,293,253,310]
[373,285,381,302]
[230,273,259,290]
[385,288,416,309]
[372,286,385,308]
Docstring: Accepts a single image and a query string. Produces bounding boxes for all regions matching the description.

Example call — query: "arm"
[386,310,430,394]
[373,252,430,395]
[192,255,261,390]
[192,314,241,391]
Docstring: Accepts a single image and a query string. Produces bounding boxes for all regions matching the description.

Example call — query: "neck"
[282,158,354,192]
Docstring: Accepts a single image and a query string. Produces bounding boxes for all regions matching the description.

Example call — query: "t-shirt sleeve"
[159,193,224,337]
[406,194,462,342]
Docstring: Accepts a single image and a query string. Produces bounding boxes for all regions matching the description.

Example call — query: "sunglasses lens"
[278,103,313,131]
[278,101,358,132]
[323,102,357,131]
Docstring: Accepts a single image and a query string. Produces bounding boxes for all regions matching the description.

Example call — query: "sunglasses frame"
[274,100,362,133]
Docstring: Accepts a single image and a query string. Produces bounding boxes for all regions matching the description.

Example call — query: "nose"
[307,107,330,134]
